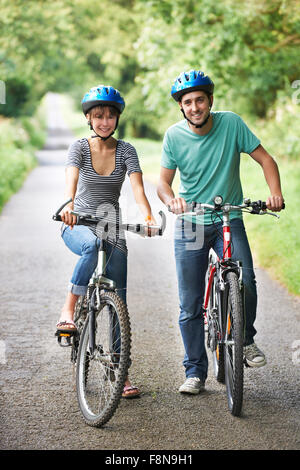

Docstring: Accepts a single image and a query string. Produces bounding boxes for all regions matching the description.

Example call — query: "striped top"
[66,137,142,253]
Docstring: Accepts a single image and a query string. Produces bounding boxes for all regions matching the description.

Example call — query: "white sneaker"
[243,343,267,368]
[179,377,205,394]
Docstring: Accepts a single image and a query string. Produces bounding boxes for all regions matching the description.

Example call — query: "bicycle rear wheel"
[76,291,131,427]
[224,271,244,416]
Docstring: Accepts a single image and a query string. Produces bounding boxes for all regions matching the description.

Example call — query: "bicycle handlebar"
[168,196,285,218]
[52,199,166,236]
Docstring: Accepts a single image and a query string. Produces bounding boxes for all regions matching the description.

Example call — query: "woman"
[56,85,156,397]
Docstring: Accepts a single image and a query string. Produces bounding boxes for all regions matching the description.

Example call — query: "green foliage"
[2,77,32,117]
[0,0,91,116]
[0,102,46,211]
[1,0,299,139]
[136,0,300,121]
[240,157,300,296]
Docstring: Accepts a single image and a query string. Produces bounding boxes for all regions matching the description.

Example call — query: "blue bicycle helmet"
[82,85,125,115]
[171,70,214,101]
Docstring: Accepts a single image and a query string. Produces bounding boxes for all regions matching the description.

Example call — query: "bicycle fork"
[88,288,97,355]
[88,239,116,356]
[204,260,244,347]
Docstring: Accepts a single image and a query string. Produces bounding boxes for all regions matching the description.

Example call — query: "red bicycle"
[181,196,283,416]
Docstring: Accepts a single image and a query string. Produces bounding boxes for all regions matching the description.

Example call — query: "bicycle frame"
[222,211,232,260]
[203,211,243,315]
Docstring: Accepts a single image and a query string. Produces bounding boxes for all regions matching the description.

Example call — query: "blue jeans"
[174,217,257,381]
[62,224,127,303]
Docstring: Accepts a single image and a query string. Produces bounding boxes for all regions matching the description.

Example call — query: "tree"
[135,0,300,119]
[1,0,299,135]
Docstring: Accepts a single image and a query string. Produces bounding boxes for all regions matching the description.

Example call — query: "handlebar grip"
[256,200,285,213]
[263,201,285,210]
[167,202,195,213]
[53,214,62,221]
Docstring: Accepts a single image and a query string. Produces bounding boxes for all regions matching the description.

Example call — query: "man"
[157,69,284,394]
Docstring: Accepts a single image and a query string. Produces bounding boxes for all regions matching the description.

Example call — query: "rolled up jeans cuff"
[68,282,88,296]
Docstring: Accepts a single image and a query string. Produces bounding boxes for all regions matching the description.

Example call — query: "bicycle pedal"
[55,330,75,347]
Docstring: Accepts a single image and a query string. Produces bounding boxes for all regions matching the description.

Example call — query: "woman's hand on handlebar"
[60,200,77,228]
[144,215,158,237]
[167,197,187,215]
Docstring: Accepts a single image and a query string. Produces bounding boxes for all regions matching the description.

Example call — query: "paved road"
[0,94,299,451]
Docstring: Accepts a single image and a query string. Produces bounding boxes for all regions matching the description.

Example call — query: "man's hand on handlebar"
[167,197,187,215]
[266,195,285,213]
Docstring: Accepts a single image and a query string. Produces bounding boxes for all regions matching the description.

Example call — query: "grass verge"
[0,101,47,213]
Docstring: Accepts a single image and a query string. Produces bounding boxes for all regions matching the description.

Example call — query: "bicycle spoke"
[76,292,131,427]
[206,264,225,383]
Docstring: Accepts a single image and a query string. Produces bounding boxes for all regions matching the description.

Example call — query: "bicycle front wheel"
[224,271,244,416]
[76,291,131,427]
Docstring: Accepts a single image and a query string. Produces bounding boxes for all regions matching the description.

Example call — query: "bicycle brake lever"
[158,210,166,236]
[52,197,73,221]
[260,211,280,218]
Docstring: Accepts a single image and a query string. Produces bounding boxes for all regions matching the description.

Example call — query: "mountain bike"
[53,199,166,427]
[174,196,283,416]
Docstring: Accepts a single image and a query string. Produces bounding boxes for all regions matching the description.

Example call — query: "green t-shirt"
[161,111,260,224]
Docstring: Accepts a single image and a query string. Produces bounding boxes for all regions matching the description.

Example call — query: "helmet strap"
[91,133,114,141]
[180,108,211,128]
[180,93,213,128]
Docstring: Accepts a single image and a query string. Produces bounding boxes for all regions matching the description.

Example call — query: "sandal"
[56,320,77,332]
[122,385,140,399]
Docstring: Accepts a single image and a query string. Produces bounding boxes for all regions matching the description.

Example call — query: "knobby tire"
[76,291,131,427]
[224,271,244,416]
